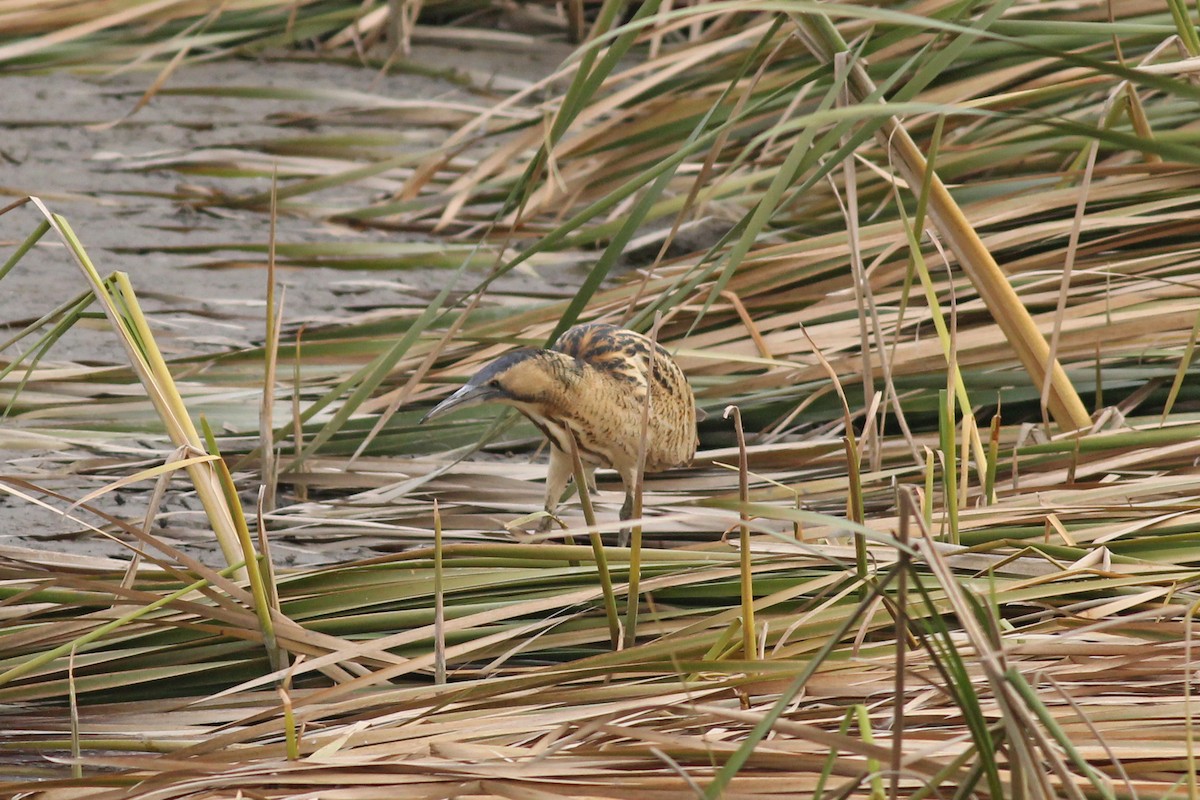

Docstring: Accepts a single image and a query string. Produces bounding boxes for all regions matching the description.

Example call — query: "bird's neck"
[507,351,591,454]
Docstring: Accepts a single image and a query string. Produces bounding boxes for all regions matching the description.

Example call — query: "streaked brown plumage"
[422,322,697,534]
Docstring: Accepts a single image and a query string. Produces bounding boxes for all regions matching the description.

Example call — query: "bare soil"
[0,46,581,566]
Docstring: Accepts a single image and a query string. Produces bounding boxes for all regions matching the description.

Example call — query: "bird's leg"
[617,475,634,548]
[538,446,574,533]
[559,467,595,500]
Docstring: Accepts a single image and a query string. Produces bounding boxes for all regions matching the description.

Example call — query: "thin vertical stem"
[844,435,868,598]
[261,168,281,512]
[434,500,446,684]
[985,412,1001,505]
[724,404,756,661]
[292,326,307,503]
[568,430,620,650]
[69,646,81,779]
[624,314,663,649]
[891,489,916,800]
[939,389,959,545]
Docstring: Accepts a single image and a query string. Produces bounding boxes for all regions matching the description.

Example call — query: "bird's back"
[552,323,696,474]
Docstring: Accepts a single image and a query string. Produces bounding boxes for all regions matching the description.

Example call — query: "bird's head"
[421,348,569,422]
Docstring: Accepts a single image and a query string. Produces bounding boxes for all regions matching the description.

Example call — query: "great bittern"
[422,322,697,536]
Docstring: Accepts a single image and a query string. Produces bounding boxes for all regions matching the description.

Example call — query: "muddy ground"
[0,43,592,566]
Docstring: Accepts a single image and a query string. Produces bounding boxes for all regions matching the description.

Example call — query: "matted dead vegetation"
[5,1,1200,798]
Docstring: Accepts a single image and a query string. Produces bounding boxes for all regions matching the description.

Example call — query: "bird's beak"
[420,383,504,423]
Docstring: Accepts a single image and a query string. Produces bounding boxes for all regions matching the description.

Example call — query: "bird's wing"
[553,323,652,389]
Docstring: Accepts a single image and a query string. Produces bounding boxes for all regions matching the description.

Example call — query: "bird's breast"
[518,404,610,466]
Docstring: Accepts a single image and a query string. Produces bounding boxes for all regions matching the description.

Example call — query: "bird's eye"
[489,379,501,388]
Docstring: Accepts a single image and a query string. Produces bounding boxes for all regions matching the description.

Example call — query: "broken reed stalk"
[568,430,620,650]
[278,681,299,760]
[118,276,248,562]
[723,404,756,661]
[985,412,1002,505]
[26,199,244,569]
[844,434,868,598]
[794,12,1090,432]
[854,704,885,798]
[200,417,283,671]
[254,487,284,659]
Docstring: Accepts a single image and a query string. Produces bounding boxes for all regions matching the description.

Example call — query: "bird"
[421,322,697,539]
